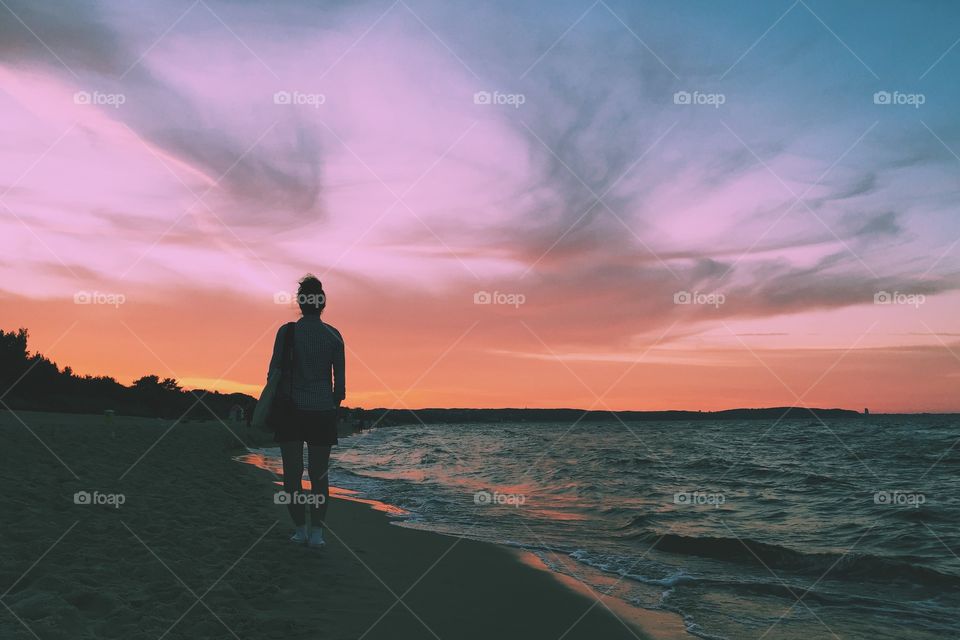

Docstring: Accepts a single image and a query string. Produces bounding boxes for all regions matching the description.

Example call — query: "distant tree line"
[0,328,254,420]
[0,327,863,424]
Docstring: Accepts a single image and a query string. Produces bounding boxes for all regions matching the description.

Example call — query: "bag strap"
[281,321,296,396]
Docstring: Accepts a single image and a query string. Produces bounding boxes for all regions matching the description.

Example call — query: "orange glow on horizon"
[4,288,960,414]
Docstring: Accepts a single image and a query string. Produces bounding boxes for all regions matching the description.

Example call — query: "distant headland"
[361,406,864,427]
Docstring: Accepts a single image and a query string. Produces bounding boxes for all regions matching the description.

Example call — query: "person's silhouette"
[268,274,345,548]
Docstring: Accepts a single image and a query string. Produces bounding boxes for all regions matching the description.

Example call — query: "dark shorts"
[273,408,339,446]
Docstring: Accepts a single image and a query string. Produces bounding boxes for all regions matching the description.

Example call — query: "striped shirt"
[268,316,345,410]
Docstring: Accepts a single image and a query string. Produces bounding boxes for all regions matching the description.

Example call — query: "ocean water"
[246,417,960,639]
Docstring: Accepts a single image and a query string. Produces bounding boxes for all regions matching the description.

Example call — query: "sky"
[1,0,959,412]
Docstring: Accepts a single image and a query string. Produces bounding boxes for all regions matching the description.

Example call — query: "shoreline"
[0,410,684,639]
[512,551,693,640]
[239,438,695,640]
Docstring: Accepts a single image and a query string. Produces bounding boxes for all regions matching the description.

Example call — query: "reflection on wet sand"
[234,450,408,517]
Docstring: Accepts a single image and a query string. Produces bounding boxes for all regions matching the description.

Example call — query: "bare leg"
[306,445,331,530]
[279,441,306,526]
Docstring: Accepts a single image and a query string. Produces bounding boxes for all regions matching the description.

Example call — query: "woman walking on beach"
[268,275,345,548]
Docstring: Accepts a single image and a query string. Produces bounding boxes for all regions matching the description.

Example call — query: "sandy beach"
[0,410,689,640]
